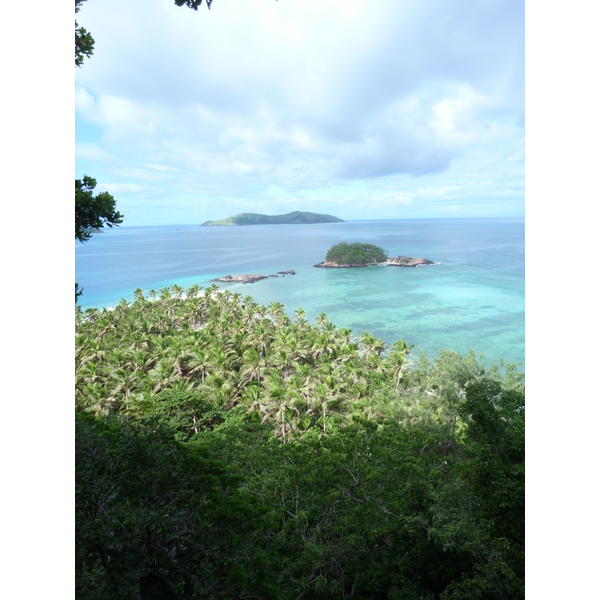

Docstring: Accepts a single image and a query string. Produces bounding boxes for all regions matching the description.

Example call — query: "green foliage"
[75,290,525,598]
[428,380,525,599]
[75,1,94,67]
[76,176,123,244]
[174,0,214,10]
[325,242,388,265]
[77,396,524,598]
[203,211,344,226]
[76,413,260,599]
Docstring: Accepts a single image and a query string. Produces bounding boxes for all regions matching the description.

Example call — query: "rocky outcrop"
[212,270,296,284]
[211,274,267,284]
[314,261,375,268]
[314,256,435,268]
[385,256,435,267]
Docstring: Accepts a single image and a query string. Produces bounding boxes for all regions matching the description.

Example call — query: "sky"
[75,0,524,225]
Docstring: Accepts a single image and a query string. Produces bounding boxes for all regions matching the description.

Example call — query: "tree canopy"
[75,0,94,67]
[75,288,525,599]
[174,0,215,9]
[326,242,388,265]
[75,176,123,244]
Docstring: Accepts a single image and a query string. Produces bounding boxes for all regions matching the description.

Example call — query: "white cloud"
[75,142,114,163]
[372,192,414,205]
[96,183,146,195]
[75,0,524,223]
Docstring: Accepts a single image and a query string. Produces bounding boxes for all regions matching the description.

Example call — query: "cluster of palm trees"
[77,282,525,444]
[76,284,424,439]
[74,286,526,600]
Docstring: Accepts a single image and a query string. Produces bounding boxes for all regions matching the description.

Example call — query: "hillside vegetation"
[75,285,524,599]
[325,242,388,265]
[202,211,343,226]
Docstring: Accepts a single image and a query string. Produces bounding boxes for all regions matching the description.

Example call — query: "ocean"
[75,218,525,368]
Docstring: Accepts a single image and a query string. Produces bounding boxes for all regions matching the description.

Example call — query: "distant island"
[202,211,343,226]
[315,242,435,268]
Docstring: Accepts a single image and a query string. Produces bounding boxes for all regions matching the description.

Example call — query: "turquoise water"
[75,218,524,367]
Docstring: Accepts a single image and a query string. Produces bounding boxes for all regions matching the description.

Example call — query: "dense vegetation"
[325,242,388,265]
[202,211,343,226]
[75,286,524,599]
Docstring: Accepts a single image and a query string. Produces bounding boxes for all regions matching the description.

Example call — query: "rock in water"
[314,256,435,268]
[385,256,435,267]
[211,274,268,284]
[211,270,296,284]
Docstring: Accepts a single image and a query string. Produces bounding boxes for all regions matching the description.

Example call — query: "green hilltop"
[202,210,343,226]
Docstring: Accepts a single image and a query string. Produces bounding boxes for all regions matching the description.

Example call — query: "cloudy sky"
[75,0,524,225]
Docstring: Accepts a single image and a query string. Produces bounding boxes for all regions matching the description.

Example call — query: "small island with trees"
[315,242,435,268]
[202,211,343,226]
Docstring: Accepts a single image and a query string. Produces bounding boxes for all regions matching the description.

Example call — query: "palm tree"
[148,359,175,393]
[206,373,233,408]
[242,347,265,387]
[78,382,111,417]
[111,368,137,397]
[294,307,306,323]
[242,383,261,412]
[312,332,336,361]
[114,298,129,317]
[287,335,307,364]
[272,348,298,379]
[268,301,287,326]
[206,283,219,298]
[337,328,354,345]
[248,322,272,359]
[83,307,100,323]
[166,335,188,365]
[172,284,183,300]
[263,370,286,423]
[185,283,201,298]
[79,341,106,367]
[316,312,329,330]
[78,361,102,384]
[322,320,337,335]
[374,338,386,358]
[187,348,210,384]
[360,332,385,361]
[338,358,365,387]
[386,339,415,391]
[313,382,330,432]
[209,345,236,377]
[94,313,116,343]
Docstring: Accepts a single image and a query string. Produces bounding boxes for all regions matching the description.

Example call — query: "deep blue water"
[75,218,524,367]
